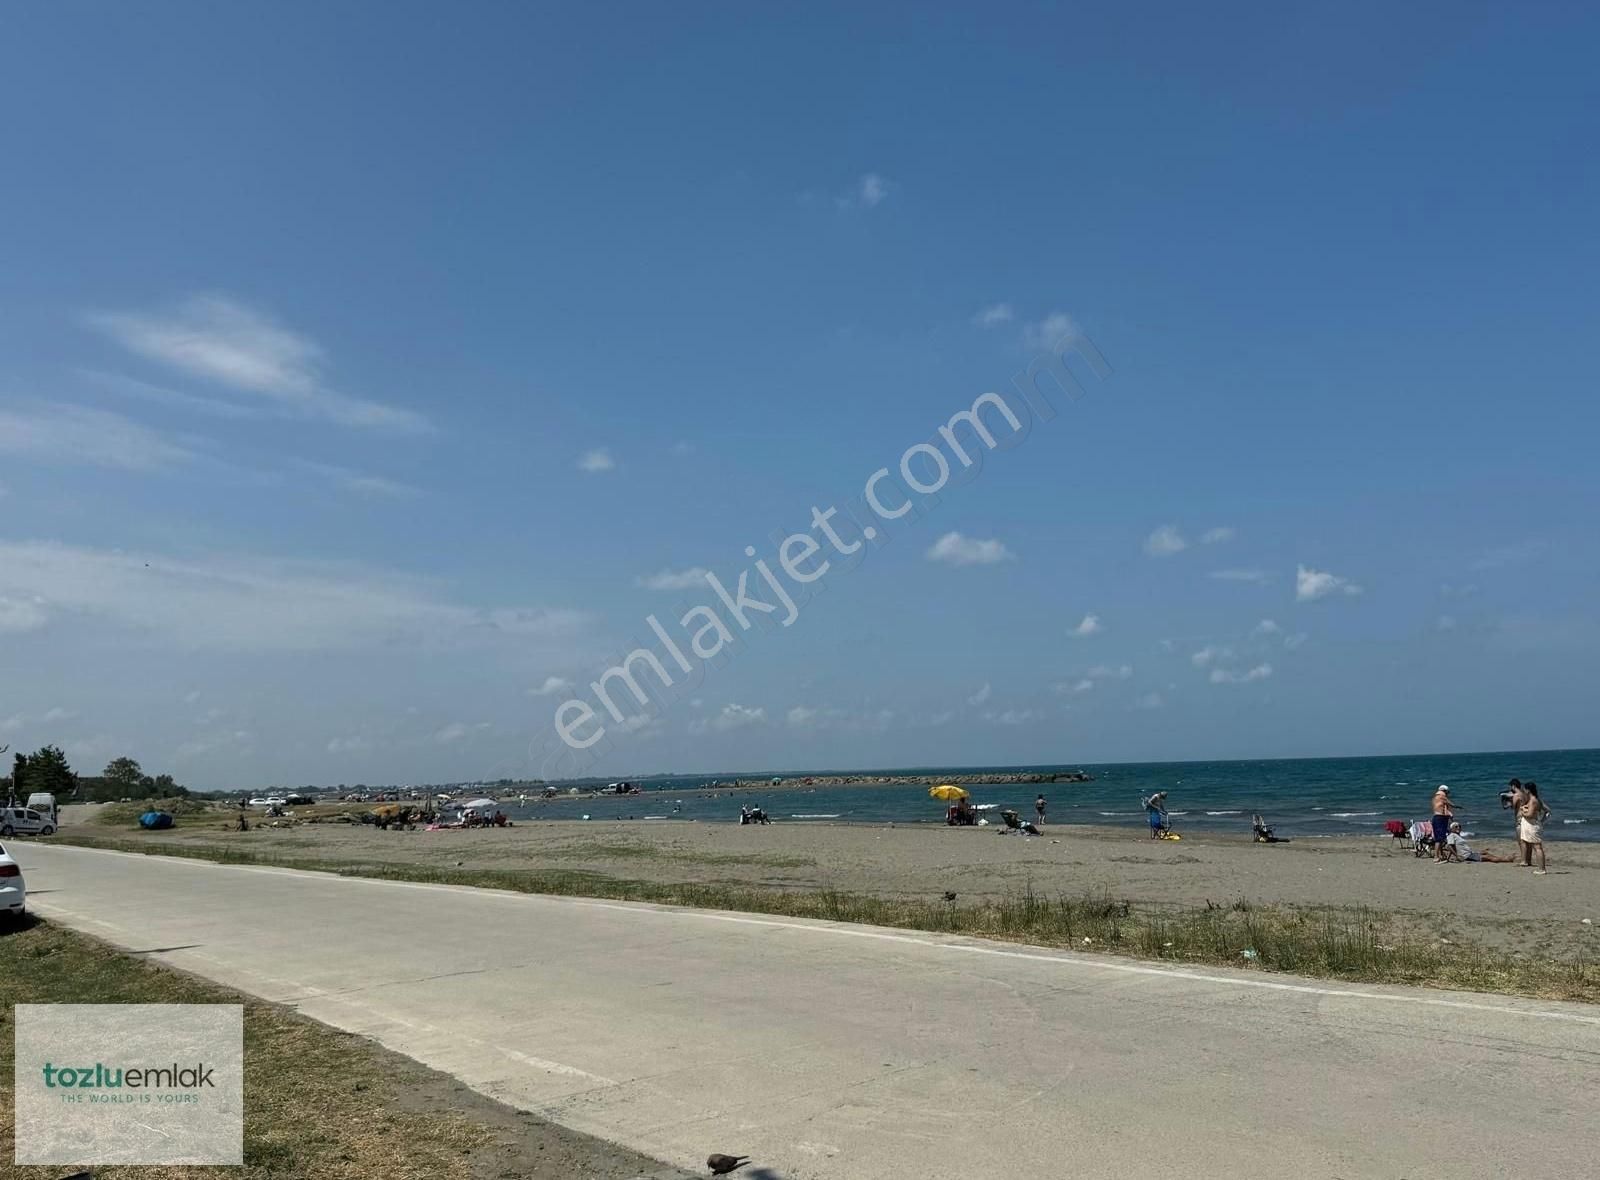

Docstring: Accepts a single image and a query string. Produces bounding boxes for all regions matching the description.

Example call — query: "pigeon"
[707,1153,750,1175]
[943,891,958,902]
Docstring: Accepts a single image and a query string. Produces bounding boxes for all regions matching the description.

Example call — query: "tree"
[22,745,76,797]
[104,757,146,790]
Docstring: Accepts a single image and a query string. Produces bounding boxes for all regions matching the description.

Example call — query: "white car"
[0,841,25,921]
[0,807,56,837]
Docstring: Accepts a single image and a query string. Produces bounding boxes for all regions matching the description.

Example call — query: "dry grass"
[54,832,1600,1004]
[0,918,491,1179]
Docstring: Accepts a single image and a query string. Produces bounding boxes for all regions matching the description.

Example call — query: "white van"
[26,793,57,824]
[0,807,56,837]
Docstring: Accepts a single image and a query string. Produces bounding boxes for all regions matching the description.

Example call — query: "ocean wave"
[792,813,841,819]
[1331,811,1379,818]
[1167,810,1188,816]
[1205,810,1242,816]
[1563,818,1587,825]
[1098,811,1137,817]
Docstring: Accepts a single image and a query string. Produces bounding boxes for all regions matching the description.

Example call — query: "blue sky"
[3,4,1598,788]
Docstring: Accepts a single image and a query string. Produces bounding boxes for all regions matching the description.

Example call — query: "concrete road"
[11,844,1600,1179]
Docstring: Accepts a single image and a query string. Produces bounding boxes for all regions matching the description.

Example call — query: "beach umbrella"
[928,784,969,801]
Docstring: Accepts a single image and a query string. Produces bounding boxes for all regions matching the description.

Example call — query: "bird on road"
[707,1153,750,1175]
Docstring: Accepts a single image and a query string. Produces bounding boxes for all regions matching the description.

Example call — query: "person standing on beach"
[1518,782,1550,873]
[1429,785,1454,863]
[1143,792,1168,838]
[1035,795,1047,825]
[1502,779,1525,843]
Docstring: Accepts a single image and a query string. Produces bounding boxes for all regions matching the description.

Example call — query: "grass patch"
[0,918,494,1179]
[53,832,1600,1004]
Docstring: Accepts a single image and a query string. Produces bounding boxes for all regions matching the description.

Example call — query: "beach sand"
[78,813,1600,959]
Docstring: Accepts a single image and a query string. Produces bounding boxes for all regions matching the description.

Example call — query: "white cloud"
[529,676,574,697]
[176,728,253,761]
[1209,568,1271,583]
[1210,663,1273,684]
[973,303,1013,327]
[1143,525,1188,557]
[635,567,711,591]
[616,713,663,738]
[711,703,766,731]
[1086,663,1133,680]
[1022,312,1080,352]
[967,682,993,707]
[1470,540,1546,572]
[88,294,429,433]
[1436,614,1458,632]
[1252,619,1282,636]
[786,706,818,728]
[1070,613,1103,637]
[986,708,1042,726]
[926,532,1014,566]
[1190,645,1231,668]
[0,539,592,652]
[0,403,195,472]
[1134,691,1165,710]
[1296,564,1363,602]
[41,707,75,723]
[1283,632,1309,650]
[1200,526,1235,545]
[1055,679,1094,695]
[433,721,491,744]
[80,370,264,421]
[784,705,894,733]
[577,448,615,473]
[0,594,49,634]
[292,460,418,499]
[327,735,369,755]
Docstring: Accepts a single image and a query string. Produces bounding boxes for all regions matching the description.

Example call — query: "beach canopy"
[928,784,969,801]
[457,797,499,811]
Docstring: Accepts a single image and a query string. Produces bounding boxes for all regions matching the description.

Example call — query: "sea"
[495,748,1600,842]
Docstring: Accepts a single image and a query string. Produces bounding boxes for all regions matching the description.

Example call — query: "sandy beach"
[67,811,1600,959]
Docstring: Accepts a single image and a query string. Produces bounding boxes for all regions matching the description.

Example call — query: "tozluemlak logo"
[42,1062,216,1089]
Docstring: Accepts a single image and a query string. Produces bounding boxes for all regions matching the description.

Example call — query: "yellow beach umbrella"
[928,784,969,801]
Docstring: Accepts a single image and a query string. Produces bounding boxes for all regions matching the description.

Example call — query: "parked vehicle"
[25,793,58,824]
[0,807,56,837]
[0,841,24,921]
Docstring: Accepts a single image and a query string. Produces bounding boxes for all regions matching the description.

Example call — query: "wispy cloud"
[1210,663,1273,684]
[0,403,195,472]
[1070,613,1103,637]
[88,294,430,433]
[1209,568,1271,583]
[1143,525,1188,557]
[967,682,993,707]
[528,676,574,697]
[694,702,766,732]
[1296,564,1363,602]
[292,460,418,499]
[1190,645,1231,668]
[1133,691,1164,710]
[577,448,615,473]
[926,532,1014,566]
[434,721,491,744]
[1085,663,1133,679]
[986,708,1042,726]
[1200,526,1235,545]
[1022,312,1080,352]
[1470,540,1547,572]
[1054,678,1095,695]
[80,369,263,420]
[973,303,1013,327]
[1252,619,1281,636]
[635,567,711,591]
[836,172,890,209]
[0,539,592,652]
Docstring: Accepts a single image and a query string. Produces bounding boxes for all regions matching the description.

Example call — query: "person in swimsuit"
[1035,795,1047,824]
[1143,792,1168,838]
[1430,785,1454,863]
[1518,782,1550,873]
